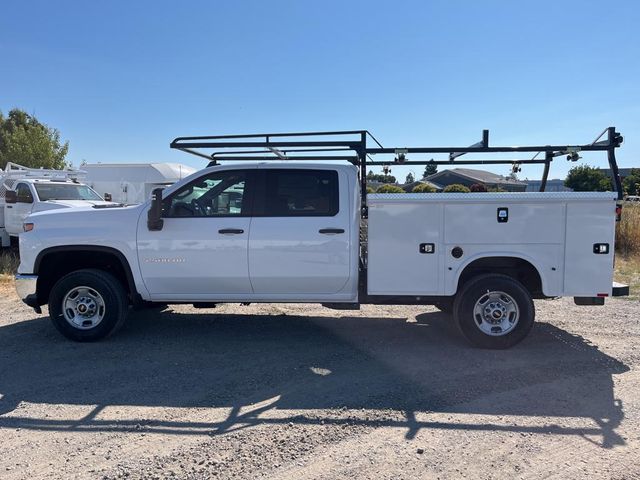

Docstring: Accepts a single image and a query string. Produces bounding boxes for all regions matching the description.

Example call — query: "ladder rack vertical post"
[606,127,624,200]
[359,131,368,218]
[539,152,552,192]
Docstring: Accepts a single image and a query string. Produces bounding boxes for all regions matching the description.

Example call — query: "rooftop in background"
[425,168,527,192]
[433,168,526,185]
[401,180,444,192]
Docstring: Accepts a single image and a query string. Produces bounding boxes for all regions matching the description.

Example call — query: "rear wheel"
[48,269,129,342]
[453,274,534,349]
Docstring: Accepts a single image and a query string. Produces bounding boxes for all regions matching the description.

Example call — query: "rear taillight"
[23,223,34,232]
[615,203,622,222]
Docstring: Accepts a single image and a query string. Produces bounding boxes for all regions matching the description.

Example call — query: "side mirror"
[103,193,112,202]
[5,191,17,204]
[147,187,164,231]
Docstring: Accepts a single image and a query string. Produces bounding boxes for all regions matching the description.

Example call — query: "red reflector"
[597,293,609,298]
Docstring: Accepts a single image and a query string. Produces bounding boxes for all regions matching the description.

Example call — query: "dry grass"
[615,256,640,300]
[0,249,19,282]
[614,204,640,299]
[617,203,640,257]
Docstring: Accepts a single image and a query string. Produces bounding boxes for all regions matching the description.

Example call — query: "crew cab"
[13,129,630,348]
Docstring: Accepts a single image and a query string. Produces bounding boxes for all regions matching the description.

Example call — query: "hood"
[32,200,119,212]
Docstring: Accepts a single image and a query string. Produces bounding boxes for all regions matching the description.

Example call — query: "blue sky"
[1,0,639,182]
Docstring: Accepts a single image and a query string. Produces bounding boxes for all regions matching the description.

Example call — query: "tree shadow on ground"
[0,308,629,448]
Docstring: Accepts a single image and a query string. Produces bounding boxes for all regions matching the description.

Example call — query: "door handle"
[319,228,345,234]
[6,206,12,209]
[218,228,244,234]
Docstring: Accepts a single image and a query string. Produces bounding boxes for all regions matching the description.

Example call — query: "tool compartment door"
[367,200,443,295]
[564,200,616,296]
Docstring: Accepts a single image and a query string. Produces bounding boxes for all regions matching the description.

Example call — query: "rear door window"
[260,169,339,217]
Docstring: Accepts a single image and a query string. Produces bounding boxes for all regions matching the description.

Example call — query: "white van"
[83,163,195,204]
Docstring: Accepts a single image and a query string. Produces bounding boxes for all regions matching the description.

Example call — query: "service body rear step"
[574,282,630,305]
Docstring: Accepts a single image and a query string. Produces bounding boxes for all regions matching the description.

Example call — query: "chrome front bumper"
[15,274,40,312]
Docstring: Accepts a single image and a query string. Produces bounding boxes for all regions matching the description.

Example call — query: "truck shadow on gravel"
[0,308,629,449]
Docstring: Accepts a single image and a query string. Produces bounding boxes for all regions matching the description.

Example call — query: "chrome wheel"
[62,286,106,330]
[472,290,520,336]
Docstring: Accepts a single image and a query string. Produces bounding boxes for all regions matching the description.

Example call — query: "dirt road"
[0,282,639,479]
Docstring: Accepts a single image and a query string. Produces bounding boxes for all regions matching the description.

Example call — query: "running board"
[193,302,217,309]
[322,303,361,310]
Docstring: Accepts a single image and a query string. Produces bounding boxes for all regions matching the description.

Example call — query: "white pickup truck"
[1,163,113,247]
[14,129,629,348]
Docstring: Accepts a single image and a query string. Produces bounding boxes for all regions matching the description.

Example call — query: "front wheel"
[48,269,129,342]
[453,274,534,349]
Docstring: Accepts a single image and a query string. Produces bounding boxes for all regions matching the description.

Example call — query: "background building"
[401,180,443,192]
[425,168,527,192]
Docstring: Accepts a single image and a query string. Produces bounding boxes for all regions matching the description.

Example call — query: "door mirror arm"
[147,188,164,231]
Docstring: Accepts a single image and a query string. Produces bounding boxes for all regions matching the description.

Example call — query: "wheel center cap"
[492,310,503,319]
[78,304,87,313]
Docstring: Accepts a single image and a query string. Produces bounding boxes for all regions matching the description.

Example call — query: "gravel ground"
[0,282,639,479]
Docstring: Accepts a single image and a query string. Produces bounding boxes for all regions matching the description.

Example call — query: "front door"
[248,168,351,296]
[4,183,34,235]
[137,168,254,299]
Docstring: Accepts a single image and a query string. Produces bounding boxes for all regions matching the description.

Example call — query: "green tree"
[622,168,640,196]
[366,172,396,184]
[564,165,612,192]
[376,184,405,193]
[412,183,436,193]
[423,162,438,178]
[443,183,471,193]
[0,109,69,170]
[405,172,415,184]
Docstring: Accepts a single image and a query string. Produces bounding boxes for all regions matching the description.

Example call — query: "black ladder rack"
[170,127,624,216]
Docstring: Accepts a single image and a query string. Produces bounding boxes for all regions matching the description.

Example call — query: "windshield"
[34,183,103,201]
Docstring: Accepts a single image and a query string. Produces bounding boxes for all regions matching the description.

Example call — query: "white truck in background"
[13,128,630,349]
[82,163,195,204]
[0,163,113,247]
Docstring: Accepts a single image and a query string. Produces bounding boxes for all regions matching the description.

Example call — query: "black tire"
[434,297,455,314]
[453,274,534,349]
[48,269,129,342]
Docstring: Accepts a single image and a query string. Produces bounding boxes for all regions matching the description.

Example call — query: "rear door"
[248,168,351,296]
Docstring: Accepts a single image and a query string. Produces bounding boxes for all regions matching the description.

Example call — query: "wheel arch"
[34,245,139,305]
[454,254,548,298]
